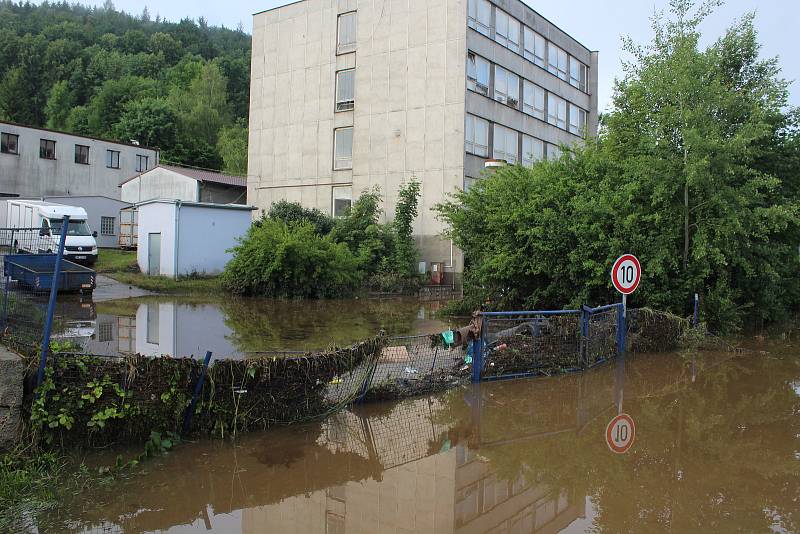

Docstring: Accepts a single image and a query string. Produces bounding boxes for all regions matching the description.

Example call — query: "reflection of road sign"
[606,413,636,454]
[611,254,641,295]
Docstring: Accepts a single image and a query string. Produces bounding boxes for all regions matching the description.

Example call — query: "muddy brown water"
[38,343,799,533]
[53,296,452,358]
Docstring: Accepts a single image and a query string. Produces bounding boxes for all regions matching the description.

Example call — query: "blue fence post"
[1,229,15,330]
[692,293,699,328]
[471,318,483,383]
[183,350,213,434]
[36,215,69,390]
[616,302,626,357]
[580,305,591,368]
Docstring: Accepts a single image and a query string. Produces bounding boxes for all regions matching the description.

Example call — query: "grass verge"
[96,249,221,295]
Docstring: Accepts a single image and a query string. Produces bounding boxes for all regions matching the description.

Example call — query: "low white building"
[120,165,247,205]
[136,199,255,278]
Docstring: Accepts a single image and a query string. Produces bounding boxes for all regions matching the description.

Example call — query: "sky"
[54,0,799,111]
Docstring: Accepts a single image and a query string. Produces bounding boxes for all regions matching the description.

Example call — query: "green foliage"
[217,120,248,175]
[437,3,799,331]
[222,219,362,298]
[392,179,422,277]
[267,200,335,236]
[0,0,251,169]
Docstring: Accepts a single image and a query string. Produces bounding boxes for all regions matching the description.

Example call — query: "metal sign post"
[611,254,641,358]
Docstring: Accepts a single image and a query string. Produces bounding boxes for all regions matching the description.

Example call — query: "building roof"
[135,199,256,211]
[119,164,247,188]
[0,119,160,152]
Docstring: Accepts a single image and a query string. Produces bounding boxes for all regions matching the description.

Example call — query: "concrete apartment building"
[249,0,598,280]
[0,120,159,199]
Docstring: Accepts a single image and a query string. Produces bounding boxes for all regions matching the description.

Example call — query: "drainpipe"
[173,200,181,279]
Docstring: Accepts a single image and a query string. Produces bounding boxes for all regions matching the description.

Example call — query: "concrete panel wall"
[0,121,157,199]
[120,168,198,204]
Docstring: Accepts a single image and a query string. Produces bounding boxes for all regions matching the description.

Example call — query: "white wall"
[177,205,252,276]
[0,121,157,199]
[121,168,198,204]
[136,202,177,276]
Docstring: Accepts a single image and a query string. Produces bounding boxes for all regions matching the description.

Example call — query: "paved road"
[93,274,150,302]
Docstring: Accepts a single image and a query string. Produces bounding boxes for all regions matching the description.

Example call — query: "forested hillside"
[0,1,251,174]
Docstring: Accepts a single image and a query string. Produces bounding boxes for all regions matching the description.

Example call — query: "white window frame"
[547,93,567,130]
[333,127,353,170]
[467,53,490,96]
[337,12,357,54]
[493,124,518,164]
[1,132,19,155]
[465,114,489,157]
[523,81,545,121]
[569,58,587,91]
[569,103,588,136]
[100,216,115,236]
[494,66,519,108]
[522,135,543,167]
[335,69,355,112]
[494,9,520,53]
[332,186,353,217]
[106,149,120,169]
[467,0,491,37]
[135,154,148,172]
[547,143,562,160]
[548,44,568,80]
[523,27,546,68]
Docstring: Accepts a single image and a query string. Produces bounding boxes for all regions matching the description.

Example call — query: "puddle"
[53,296,452,357]
[39,348,800,533]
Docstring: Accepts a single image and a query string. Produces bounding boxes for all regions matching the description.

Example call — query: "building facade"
[120,165,247,205]
[0,120,159,199]
[249,0,598,279]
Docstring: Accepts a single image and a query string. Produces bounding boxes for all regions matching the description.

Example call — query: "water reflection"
[44,349,799,533]
[54,296,450,357]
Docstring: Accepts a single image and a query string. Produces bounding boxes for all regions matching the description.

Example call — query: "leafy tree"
[392,178,421,276]
[266,201,335,236]
[437,2,799,330]
[217,121,248,175]
[112,98,178,149]
[86,76,157,137]
[44,80,74,130]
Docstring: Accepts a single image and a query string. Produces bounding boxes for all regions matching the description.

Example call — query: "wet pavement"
[92,274,151,302]
[38,345,800,533]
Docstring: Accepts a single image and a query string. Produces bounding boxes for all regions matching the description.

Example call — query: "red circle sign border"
[611,254,641,295]
[605,413,636,454]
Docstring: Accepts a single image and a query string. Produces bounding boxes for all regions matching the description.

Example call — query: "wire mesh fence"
[586,306,619,367]
[0,228,53,350]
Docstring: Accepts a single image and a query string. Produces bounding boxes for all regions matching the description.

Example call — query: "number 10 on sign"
[611,254,641,315]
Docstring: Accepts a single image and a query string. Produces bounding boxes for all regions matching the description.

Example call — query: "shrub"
[222,219,361,298]
[266,200,335,235]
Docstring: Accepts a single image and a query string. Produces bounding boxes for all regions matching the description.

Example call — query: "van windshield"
[49,219,92,237]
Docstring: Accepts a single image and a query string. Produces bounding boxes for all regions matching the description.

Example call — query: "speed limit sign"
[611,254,641,295]
[606,413,636,454]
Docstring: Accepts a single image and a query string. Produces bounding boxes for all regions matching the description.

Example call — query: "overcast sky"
[50,0,800,111]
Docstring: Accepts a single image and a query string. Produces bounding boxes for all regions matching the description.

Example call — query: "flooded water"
[53,296,451,357]
[41,345,799,533]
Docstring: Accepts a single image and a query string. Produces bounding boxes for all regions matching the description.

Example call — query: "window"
[100,216,115,236]
[465,114,489,157]
[547,93,567,129]
[466,53,490,96]
[569,103,588,136]
[523,81,545,120]
[548,44,568,80]
[570,58,588,91]
[467,0,491,37]
[106,149,120,169]
[74,144,89,165]
[547,143,562,160]
[495,9,520,53]
[335,69,355,112]
[1,133,19,155]
[332,186,352,217]
[523,27,546,68]
[135,154,149,172]
[522,135,544,166]
[493,124,518,164]
[333,127,353,170]
[494,66,519,108]
[337,12,357,54]
[40,139,56,160]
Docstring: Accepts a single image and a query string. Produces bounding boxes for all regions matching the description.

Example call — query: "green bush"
[222,219,361,298]
[267,200,335,236]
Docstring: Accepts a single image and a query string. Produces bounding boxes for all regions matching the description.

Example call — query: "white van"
[5,200,98,265]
